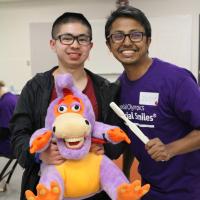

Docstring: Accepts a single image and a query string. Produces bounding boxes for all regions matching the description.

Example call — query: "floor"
[0,157,23,200]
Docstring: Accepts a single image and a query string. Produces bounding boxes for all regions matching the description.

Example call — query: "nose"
[53,113,91,138]
[70,38,80,48]
[123,35,132,45]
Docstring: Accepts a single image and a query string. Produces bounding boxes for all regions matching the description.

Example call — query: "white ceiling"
[0,0,39,2]
[0,0,22,1]
[0,0,26,2]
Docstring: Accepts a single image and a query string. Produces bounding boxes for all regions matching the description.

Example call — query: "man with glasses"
[10,12,119,200]
[105,5,200,200]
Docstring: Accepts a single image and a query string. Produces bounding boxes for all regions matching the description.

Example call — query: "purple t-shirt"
[0,92,18,128]
[119,58,200,200]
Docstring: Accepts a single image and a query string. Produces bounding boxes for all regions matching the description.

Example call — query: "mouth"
[64,136,85,149]
[67,52,81,60]
[118,47,138,57]
[121,50,135,57]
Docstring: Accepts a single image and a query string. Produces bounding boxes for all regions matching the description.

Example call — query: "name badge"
[139,92,159,106]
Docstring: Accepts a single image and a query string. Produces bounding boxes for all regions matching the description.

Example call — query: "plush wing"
[92,121,130,144]
[29,128,53,153]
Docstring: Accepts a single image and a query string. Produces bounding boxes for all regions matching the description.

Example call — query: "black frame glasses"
[54,33,92,45]
[107,31,146,43]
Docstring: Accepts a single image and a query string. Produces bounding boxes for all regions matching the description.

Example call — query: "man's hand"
[145,138,173,162]
[40,139,65,165]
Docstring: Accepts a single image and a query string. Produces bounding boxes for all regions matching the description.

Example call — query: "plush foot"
[117,180,150,200]
[25,181,61,200]
[107,127,131,144]
[30,130,52,153]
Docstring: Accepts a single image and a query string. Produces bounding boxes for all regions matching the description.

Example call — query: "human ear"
[106,40,112,52]
[147,37,151,47]
[50,39,56,52]
[89,42,93,49]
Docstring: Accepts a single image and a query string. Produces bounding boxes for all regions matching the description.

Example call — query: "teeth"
[123,50,134,53]
[121,49,137,53]
[64,137,84,142]
[122,50,135,56]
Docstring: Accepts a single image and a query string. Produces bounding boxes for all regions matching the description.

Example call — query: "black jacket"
[10,67,124,200]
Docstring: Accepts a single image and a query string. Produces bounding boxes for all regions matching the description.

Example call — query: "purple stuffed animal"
[25,74,150,200]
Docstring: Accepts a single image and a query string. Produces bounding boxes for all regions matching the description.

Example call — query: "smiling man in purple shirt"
[105,5,200,200]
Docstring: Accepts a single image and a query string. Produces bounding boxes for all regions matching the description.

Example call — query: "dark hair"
[0,81,5,87]
[105,5,151,40]
[51,12,92,40]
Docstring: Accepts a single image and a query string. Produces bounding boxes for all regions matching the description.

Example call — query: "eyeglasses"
[54,33,92,45]
[107,31,146,43]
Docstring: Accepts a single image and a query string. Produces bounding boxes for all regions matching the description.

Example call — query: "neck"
[124,57,153,81]
[53,65,88,91]
[0,87,7,98]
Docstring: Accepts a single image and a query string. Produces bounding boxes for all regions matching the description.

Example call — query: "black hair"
[51,12,92,40]
[105,5,151,40]
[0,81,5,87]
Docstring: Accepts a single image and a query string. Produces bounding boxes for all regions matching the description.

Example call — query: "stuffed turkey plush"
[25,74,150,200]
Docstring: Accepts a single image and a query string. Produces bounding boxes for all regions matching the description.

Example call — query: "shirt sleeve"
[9,82,36,168]
[174,75,200,129]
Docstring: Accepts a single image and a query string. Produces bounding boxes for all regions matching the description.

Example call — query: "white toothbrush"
[110,102,149,144]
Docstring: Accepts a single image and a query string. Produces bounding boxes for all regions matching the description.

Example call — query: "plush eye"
[58,105,67,113]
[71,104,81,112]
